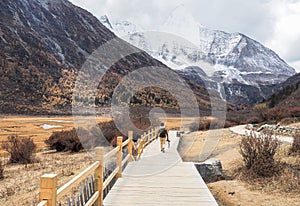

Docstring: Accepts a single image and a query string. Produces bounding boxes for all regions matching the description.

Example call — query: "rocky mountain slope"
[0,0,221,115]
[267,73,300,108]
[100,6,296,105]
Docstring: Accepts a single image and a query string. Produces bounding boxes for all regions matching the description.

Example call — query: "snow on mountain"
[99,6,296,105]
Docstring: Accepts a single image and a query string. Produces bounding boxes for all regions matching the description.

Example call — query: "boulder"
[194,158,224,183]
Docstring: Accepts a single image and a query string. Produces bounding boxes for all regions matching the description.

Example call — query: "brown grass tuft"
[289,133,300,155]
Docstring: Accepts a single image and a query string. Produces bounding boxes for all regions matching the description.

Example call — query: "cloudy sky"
[70,0,300,72]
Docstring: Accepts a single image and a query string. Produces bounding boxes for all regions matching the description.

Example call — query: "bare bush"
[189,122,199,132]
[245,116,262,124]
[290,133,300,155]
[265,107,290,121]
[2,136,36,164]
[240,132,280,177]
[45,121,126,152]
[279,117,299,125]
[45,128,83,152]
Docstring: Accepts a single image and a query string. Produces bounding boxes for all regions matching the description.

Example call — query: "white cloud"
[265,1,300,65]
[69,0,300,70]
[291,60,300,73]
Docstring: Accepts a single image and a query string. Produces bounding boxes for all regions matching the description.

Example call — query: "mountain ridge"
[100,12,296,105]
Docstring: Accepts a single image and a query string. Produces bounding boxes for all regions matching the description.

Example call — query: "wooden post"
[116,136,123,179]
[147,130,151,144]
[151,128,155,141]
[143,132,147,148]
[128,131,133,162]
[137,139,142,159]
[151,128,154,140]
[94,147,104,206]
[39,174,57,206]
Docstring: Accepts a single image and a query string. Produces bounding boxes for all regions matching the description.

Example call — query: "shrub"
[240,132,280,177]
[98,121,124,141]
[0,160,4,179]
[45,128,83,152]
[253,103,268,121]
[189,122,199,132]
[279,117,299,125]
[290,133,300,155]
[189,118,234,132]
[288,107,300,117]
[45,121,126,152]
[265,107,290,121]
[2,136,36,164]
[245,116,261,124]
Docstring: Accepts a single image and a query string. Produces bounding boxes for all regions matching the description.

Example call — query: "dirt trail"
[230,125,294,143]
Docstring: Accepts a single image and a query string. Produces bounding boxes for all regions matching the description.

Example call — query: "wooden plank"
[103,146,119,162]
[103,130,218,206]
[83,191,99,206]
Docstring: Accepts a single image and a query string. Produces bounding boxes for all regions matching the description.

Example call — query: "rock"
[194,158,224,183]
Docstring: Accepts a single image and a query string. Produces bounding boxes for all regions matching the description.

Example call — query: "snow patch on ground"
[40,124,63,129]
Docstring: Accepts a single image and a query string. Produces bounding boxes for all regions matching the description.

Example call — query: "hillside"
[0,0,224,115]
[267,73,300,108]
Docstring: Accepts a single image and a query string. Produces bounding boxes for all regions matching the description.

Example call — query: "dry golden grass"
[178,128,300,206]
[0,151,93,206]
[288,122,300,128]
[0,115,111,156]
[178,128,240,162]
[162,116,215,131]
[1,116,298,205]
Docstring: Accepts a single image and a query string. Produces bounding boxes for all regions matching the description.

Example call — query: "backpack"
[158,128,167,137]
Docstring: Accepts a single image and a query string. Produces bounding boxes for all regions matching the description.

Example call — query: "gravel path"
[230,125,294,144]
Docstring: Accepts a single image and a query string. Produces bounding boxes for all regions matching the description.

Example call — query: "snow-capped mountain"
[100,6,296,105]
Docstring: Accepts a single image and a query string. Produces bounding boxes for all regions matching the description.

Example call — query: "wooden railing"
[134,128,158,160]
[37,127,158,206]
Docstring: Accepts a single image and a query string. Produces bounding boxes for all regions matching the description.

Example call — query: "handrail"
[103,166,119,190]
[122,138,130,147]
[57,161,100,199]
[84,191,99,206]
[37,128,158,206]
[36,200,47,206]
[122,154,131,167]
[103,146,120,162]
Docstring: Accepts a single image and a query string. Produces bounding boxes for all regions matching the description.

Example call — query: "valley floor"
[0,116,299,205]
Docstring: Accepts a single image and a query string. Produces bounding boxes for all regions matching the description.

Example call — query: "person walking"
[157,123,169,153]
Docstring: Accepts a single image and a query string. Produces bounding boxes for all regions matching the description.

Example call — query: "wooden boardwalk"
[104,131,218,206]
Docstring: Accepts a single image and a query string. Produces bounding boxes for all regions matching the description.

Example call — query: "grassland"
[0,116,298,205]
[0,115,112,155]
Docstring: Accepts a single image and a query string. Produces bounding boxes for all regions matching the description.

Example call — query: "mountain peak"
[101,13,296,105]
